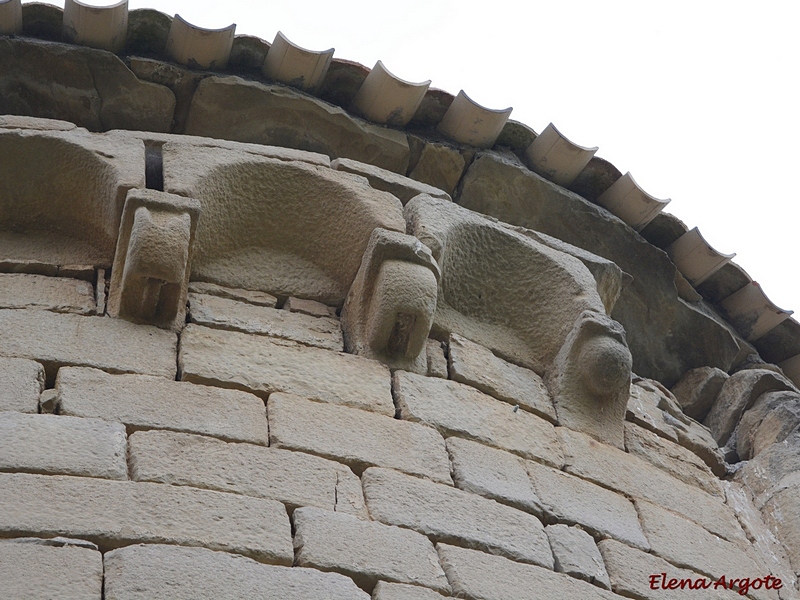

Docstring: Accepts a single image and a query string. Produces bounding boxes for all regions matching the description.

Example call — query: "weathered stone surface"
[457,152,740,387]
[0,412,126,480]
[283,296,337,318]
[446,437,543,514]
[333,157,450,203]
[0,357,43,413]
[163,143,405,304]
[318,58,370,109]
[545,524,610,589]
[763,484,800,581]
[185,76,409,172]
[625,422,724,497]
[1,128,144,267]
[294,507,449,592]
[372,581,448,600]
[188,281,278,307]
[104,544,369,600]
[406,194,607,376]
[568,155,623,203]
[737,390,800,460]
[340,228,439,374]
[57,366,268,445]
[38,388,57,413]
[394,370,563,467]
[269,393,451,484]
[559,427,745,543]
[598,538,744,600]
[0,538,102,600]
[362,467,552,568]
[21,2,63,41]
[426,338,448,378]
[627,378,680,442]
[228,35,271,72]
[636,500,778,600]
[407,141,466,197]
[705,369,795,446]
[547,310,633,448]
[0,473,293,564]
[735,432,800,509]
[0,310,176,379]
[448,333,556,422]
[526,457,649,549]
[674,416,729,478]
[494,120,537,156]
[129,429,366,516]
[188,292,343,351]
[180,324,393,414]
[671,366,729,422]
[437,543,623,600]
[0,273,95,314]
[0,37,175,132]
[124,9,171,56]
[0,115,76,131]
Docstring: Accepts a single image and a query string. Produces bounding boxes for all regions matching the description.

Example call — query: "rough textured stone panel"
[704,369,795,446]
[437,543,623,600]
[294,507,449,592]
[671,366,729,422]
[446,437,543,514]
[0,412,126,480]
[737,390,800,461]
[0,273,95,314]
[426,338,448,378]
[283,296,337,318]
[180,324,393,414]
[332,157,450,204]
[0,473,293,565]
[408,141,466,197]
[188,292,343,351]
[526,457,649,550]
[103,544,369,600]
[447,332,556,422]
[0,37,175,132]
[762,484,800,582]
[545,524,611,589]
[735,432,800,509]
[624,422,724,498]
[371,581,449,600]
[0,539,102,600]
[0,357,43,413]
[188,281,278,307]
[185,76,409,172]
[268,393,451,484]
[457,152,740,387]
[599,538,744,600]
[362,467,553,568]
[558,427,746,543]
[0,310,177,378]
[394,370,563,468]
[57,366,268,445]
[129,429,366,517]
[636,500,778,600]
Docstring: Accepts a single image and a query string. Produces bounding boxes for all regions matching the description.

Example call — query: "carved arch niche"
[161,142,406,305]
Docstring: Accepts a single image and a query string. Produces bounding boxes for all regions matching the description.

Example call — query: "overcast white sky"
[69,1,800,313]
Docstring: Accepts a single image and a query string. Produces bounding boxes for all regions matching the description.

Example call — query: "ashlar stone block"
[0,412,127,480]
[188,292,343,351]
[0,473,293,565]
[0,538,102,600]
[362,467,553,568]
[180,324,394,415]
[129,429,366,517]
[0,356,43,413]
[372,581,449,600]
[0,273,95,314]
[0,309,177,379]
[545,524,611,590]
[57,366,268,445]
[104,544,369,600]
[394,370,563,468]
[437,543,623,600]
[268,393,451,484]
[293,507,449,593]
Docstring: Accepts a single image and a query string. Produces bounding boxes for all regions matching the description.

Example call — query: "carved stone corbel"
[546,310,633,449]
[341,228,439,374]
[107,188,200,330]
